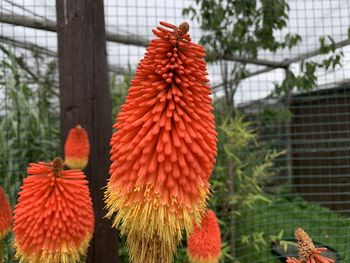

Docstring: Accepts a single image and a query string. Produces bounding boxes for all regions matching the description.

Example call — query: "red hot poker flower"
[13,158,94,263]
[64,125,90,170]
[0,187,12,239]
[105,21,217,263]
[187,210,221,263]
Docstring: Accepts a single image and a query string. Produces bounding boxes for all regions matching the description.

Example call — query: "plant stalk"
[0,238,3,263]
[228,158,236,258]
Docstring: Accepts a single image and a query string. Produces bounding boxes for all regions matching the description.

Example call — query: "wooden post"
[56,0,119,262]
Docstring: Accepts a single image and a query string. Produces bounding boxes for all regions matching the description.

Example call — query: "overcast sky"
[1,0,350,104]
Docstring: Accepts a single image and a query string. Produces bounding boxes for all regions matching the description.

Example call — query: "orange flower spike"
[295,228,335,263]
[13,158,94,263]
[64,125,90,170]
[187,210,221,263]
[0,187,12,239]
[105,21,217,263]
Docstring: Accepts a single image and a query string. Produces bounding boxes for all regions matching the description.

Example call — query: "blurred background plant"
[0,46,59,204]
[109,68,132,117]
[209,111,285,262]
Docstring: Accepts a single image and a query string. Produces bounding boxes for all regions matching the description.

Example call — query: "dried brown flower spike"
[295,228,315,261]
[294,228,335,263]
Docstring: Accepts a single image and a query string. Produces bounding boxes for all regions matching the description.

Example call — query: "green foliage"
[117,237,130,263]
[0,46,60,262]
[184,0,345,104]
[184,2,347,261]
[275,35,344,94]
[209,112,284,261]
[237,197,350,262]
[110,68,132,118]
[256,106,292,125]
[183,0,300,58]
[240,229,295,253]
[0,46,60,202]
[214,113,284,211]
[183,0,302,109]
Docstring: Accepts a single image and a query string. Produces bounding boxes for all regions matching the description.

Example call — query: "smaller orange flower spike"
[0,187,12,239]
[294,228,335,263]
[13,158,94,263]
[187,210,221,263]
[64,125,90,170]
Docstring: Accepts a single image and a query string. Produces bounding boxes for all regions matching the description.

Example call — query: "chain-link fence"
[1,0,350,262]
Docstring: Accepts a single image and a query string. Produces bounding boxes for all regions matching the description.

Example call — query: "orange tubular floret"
[187,210,221,263]
[286,257,300,263]
[13,158,94,263]
[0,187,12,239]
[64,125,90,170]
[105,21,217,263]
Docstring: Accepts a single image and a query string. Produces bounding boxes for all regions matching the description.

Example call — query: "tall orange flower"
[13,158,94,263]
[0,187,12,239]
[64,125,90,170]
[105,21,217,263]
[187,210,221,263]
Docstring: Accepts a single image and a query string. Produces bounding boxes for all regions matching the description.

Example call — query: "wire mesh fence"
[0,0,350,262]
[0,1,59,260]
